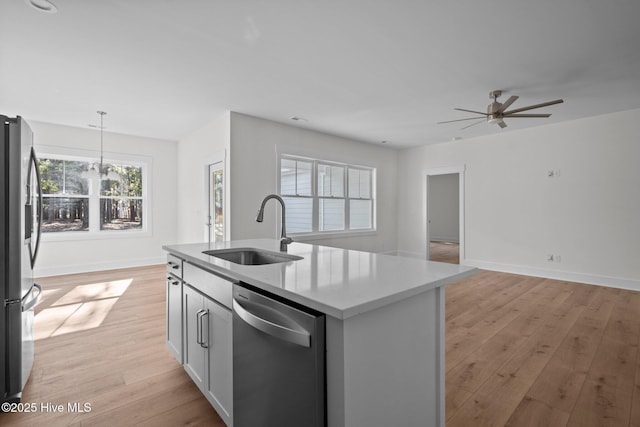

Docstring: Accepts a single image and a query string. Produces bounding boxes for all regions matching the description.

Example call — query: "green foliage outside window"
[38,157,145,233]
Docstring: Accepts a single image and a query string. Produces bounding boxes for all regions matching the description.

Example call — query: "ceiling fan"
[438,90,564,129]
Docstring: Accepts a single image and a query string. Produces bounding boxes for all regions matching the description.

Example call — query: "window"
[280,155,375,235]
[99,164,144,231]
[38,151,148,236]
[39,158,90,232]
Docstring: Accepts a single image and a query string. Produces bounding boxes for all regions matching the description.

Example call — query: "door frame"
[424,165,465,263]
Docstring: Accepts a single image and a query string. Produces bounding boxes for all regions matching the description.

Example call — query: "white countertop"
[163,239,476,319]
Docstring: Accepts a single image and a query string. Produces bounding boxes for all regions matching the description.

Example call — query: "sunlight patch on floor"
[34,279,133,340]
[51,279,132,306]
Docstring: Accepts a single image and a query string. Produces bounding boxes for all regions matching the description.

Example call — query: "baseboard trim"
[34,257,165,278]
[464,259,640,292]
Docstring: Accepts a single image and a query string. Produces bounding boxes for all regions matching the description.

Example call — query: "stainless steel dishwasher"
[232,282,325,427]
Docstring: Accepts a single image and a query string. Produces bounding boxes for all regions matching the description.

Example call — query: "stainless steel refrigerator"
[1,115,43,404]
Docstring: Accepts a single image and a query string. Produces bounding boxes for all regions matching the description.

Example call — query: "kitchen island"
[164,239,476,427]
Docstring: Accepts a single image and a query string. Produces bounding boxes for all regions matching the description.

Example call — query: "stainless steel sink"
[203,248,303,265]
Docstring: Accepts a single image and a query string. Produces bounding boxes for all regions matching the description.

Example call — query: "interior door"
[208,162,224,244]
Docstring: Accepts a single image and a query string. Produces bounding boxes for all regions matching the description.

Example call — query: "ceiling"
[2,0,640,148]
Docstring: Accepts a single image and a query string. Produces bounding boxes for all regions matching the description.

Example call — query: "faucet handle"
[280,236,293,252]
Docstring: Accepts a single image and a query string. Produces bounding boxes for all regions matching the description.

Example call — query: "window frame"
[278,154,376,238]
[37,145,152,242]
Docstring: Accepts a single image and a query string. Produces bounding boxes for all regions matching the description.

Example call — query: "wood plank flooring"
[0,265,224,427]
[2,263,639,426]
[430,241,460,264]
[446,270,640,427]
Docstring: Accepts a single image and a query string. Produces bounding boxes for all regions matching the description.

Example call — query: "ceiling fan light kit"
[438,89,564,130]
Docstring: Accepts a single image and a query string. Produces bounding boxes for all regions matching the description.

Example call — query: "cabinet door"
[183,285,206,387]
[166,275,183,363]
[205,298,233,424]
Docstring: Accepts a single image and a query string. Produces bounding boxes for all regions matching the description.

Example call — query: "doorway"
[425,166,465,264]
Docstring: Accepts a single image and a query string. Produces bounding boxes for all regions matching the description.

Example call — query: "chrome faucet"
[256,194,293,252]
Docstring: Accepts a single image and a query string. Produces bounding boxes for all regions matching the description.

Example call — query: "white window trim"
[278,153,377,238]
[37,145,152,242]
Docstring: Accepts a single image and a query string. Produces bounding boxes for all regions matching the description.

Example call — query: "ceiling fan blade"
[497,95,518,113]
[461,119,485,130]
[454,108,488,116]
[503,113,551,118]
[503,99,564,115]
[497,120,507,128]
[437,116,488,124]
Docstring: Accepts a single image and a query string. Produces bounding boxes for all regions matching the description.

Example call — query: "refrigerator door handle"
[24,203,32,243]
[28,146,43,269]
[233,297,311,347]
[22,283,42,312]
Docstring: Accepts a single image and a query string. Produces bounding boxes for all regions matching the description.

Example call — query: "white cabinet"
[166,254,183,363]
[205,296,232,422]
[183,264,233,426]
[183,284,207,384]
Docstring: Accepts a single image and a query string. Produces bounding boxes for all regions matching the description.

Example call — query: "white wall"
[30,121,178,276]
[177,112,231,244]
[229,112,399,253]
[35,107,640,291]
[397,108,640,290]
[428,174,459,243]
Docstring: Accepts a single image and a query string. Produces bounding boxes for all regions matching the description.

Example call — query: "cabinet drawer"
[167,254,183,277]
[183,262,234,309]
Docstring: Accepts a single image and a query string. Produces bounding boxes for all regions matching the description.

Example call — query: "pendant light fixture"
[81,111,120,182]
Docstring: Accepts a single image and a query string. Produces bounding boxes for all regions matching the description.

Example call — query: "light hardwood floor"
[2,264,639,426]
[1,265,224,427]
[430,241,460,264]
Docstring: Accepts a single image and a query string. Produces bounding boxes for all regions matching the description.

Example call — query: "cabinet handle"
[196,309,204,346]
[167,276,180,286]
[196,309,209,349]
[201,310,209,349]
[167,261,180,269]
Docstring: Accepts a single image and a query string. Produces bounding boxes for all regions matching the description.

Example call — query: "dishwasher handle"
[233,297,311,348]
